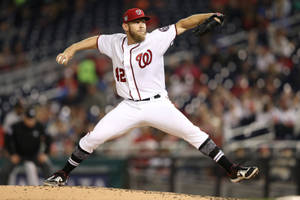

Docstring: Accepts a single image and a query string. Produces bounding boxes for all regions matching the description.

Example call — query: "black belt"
[129,94,161,102]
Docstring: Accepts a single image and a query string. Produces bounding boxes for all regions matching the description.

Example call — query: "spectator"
[77,59,98,85]
[81,84,107,112]
[3,101,24,135]
[269,26,295,57]
[272,93,297,139]
[272,0,292,19]
[256,46,276,73]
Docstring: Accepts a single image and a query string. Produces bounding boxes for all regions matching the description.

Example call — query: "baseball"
[57,55,62,63]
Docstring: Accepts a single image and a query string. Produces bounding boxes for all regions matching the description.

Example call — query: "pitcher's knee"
[183,126,209,148]
[79,132,106,153]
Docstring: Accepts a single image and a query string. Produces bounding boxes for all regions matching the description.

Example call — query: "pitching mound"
[0,186,238,200]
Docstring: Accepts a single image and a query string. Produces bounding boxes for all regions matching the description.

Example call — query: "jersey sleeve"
[97,34,115,57]
[150,24,177,55]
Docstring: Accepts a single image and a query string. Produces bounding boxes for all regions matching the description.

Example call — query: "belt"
[129,94,161,102]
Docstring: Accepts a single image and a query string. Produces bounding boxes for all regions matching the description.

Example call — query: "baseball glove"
[193,13,225,36]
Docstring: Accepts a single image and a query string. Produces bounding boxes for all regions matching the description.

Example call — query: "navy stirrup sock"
[62,145,90,174]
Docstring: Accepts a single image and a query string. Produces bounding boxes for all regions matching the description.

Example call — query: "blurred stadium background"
[0,0,300,199]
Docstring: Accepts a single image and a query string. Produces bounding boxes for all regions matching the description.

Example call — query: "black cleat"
[229,165,259,183]
[43,170,69,186]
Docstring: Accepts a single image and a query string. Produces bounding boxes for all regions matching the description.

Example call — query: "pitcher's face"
[124,19,147,43]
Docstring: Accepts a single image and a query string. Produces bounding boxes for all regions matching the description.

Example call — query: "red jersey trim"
[174,24,178,38]
[129,43,142,100]
[121,37,126,52]
[123,37,133,98]
[129,91,134,99]
[96,35,101,53]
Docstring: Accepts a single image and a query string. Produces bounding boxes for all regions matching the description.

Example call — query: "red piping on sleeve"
[96,35,101,53]
[174,24,178,36]
[121,37,126,52]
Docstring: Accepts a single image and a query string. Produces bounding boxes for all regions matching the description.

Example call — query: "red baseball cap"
[123,8,150,23]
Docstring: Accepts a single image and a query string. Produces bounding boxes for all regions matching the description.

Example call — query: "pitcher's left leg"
[143,98,259,182]
[143,98,208,148]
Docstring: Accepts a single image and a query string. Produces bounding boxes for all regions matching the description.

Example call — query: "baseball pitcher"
[44,8,258,186]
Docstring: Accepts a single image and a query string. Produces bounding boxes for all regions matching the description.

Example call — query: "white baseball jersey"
[97,24,176,100]
[79,24,209,154]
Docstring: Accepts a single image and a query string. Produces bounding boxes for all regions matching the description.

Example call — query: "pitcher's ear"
[122,23,129,32]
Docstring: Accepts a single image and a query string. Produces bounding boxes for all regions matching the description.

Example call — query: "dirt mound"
[0,186,238,200]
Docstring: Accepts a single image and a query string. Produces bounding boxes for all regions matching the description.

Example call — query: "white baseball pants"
[79,96,209,153]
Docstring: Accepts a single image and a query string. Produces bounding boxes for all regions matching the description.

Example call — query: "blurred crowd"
[0,0,300,158]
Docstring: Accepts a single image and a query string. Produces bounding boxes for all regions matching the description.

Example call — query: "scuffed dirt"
[0,186,239,200]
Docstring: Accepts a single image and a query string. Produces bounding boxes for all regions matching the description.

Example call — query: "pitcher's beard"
[129,29,145,43]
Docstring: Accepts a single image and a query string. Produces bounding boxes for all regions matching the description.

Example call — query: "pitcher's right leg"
[44,100,143,186]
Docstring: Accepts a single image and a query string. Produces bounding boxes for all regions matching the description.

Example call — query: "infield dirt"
[0,186,240,200]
